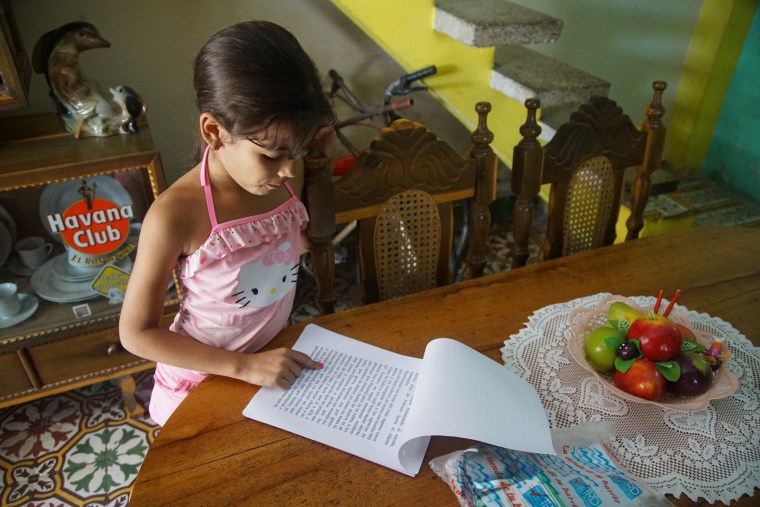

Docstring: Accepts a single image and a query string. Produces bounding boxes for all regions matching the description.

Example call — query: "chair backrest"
[511,81,667,268]
[304,102,497,314]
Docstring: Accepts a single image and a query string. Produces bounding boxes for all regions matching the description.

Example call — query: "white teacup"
[15,236,54,268]
[0,282,21,319]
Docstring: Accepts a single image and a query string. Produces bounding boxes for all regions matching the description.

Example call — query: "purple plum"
[666,352,714,397]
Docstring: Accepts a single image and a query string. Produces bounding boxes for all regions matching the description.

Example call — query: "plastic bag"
[429,422,671,506]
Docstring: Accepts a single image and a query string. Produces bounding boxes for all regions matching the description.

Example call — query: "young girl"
[119,21,335,426]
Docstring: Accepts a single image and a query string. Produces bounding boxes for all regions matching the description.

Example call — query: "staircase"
[433,0,610,137]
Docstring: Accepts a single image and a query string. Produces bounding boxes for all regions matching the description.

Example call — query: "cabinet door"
[0,351,33,397]
[0,166,179,342]
[0,114,179,406]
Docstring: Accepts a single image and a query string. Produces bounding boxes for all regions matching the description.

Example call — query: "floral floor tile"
[670,183,737,210]
[0,371,158,507]
[645,194,693,218]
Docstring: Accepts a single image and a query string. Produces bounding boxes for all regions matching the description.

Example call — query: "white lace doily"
[501,293,760,503]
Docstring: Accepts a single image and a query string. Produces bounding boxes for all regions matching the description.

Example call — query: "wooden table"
[130,227,760,506]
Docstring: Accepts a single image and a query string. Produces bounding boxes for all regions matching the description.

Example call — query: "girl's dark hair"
[193,21,334,162]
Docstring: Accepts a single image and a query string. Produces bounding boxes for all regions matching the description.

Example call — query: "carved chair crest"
[545,96,645,171]
[334,119,474,209]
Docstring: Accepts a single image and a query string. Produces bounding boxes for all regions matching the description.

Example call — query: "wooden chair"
[511,81,667,268]
[304,102,497,314]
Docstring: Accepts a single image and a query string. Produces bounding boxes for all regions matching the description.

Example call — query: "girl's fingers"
[289,350,323,370]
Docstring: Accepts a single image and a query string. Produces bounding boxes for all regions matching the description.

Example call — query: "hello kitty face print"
[232,239,299,308]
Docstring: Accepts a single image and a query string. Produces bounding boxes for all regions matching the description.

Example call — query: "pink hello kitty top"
[149,146,308,425]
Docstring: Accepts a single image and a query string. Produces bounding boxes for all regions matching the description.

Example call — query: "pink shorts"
[148,363,207,426]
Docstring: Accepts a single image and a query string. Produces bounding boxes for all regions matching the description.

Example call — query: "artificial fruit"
[607,301,642,333]
[613,357,666,401]
[666,352,713,397]
[584,326,625,372]
[627,313,683,362]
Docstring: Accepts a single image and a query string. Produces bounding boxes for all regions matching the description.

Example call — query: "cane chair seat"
[374,189,441,300]
[564,155,616,255]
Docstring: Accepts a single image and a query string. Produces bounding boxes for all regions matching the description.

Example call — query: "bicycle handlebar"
[384,65,437,104]
[328,69,345,84]
[399,65,437,88]
[328,65,437,128]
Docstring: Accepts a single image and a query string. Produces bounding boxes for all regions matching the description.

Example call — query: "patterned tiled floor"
[0,370,158,507]
[628,171,760,227]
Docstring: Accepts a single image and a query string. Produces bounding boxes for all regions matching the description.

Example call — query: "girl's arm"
[119,187,319,389]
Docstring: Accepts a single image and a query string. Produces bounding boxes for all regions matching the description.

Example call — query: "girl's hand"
[242,348,323,389]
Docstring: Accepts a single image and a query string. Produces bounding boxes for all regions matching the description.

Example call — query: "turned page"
[396,336,554,471]
[243,324,554,476]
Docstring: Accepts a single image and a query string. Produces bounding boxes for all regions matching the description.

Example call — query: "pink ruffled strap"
[182,199,308,278]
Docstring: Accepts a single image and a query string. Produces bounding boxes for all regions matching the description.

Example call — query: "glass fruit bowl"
[567,295,739,411]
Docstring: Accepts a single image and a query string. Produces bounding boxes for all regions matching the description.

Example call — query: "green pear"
[607,302,642,334]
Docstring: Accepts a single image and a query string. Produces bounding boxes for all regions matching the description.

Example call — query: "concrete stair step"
[433,0,609,138]
[491,45,610,110]
[434,0,563,47]
[536,103,581,139]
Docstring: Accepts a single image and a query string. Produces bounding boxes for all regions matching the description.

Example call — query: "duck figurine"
[32,21,146,138]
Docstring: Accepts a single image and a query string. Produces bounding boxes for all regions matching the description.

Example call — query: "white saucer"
[0,204,16,247]
[0,293,39,329]
[31,255,99,303]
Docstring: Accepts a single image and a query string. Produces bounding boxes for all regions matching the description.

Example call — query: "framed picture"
[0,0,31,110]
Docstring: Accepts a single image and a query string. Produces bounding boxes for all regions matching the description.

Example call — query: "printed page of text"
[243,324,427,475]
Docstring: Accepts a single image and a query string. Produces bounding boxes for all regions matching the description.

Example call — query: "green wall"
[703,6,760,204]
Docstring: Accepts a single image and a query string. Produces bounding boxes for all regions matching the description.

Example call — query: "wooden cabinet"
[0,112,179,408]
[0,0,31,110]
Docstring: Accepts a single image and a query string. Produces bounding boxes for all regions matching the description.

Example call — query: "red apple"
[614,358,666,400]
[674,322,697,341]
[627,313,682,362]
